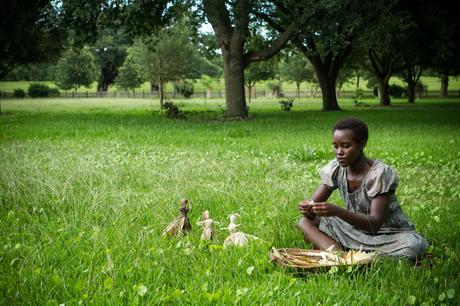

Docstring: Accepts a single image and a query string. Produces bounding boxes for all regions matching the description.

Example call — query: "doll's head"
[229,213,239,223]
[203,210,210,219]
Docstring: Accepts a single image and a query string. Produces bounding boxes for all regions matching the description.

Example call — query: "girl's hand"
[311,202,341,217]
[298,199,315,216]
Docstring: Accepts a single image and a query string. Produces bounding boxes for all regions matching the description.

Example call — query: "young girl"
[297,117,428,260]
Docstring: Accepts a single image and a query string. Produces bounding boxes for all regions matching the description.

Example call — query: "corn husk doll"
[222,213,258,247]
[196,210,219,241]
[161,199,192,237]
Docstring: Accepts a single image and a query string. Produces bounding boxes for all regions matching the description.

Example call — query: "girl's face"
[332,129,365,167]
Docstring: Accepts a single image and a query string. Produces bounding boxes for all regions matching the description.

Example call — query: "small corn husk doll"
[196,210,219,241]
[161,199,192,237]
[222,213,258,247]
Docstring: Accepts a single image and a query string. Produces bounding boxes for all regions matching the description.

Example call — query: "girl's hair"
[333,117,368,143]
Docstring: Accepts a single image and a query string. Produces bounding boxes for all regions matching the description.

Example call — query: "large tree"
[279,50,315,99]
[93,31,128,92]
[132,19,202,106]
[202,0,304,118]
[0,0,64,79]
[56,47,98,92]
[421,0,460,97]
[258,0,375,111]
[115,54,144,95]
[358,2,416,106]
[245,59,277,102]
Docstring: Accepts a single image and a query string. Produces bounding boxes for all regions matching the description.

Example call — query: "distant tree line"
[1,0,459,117]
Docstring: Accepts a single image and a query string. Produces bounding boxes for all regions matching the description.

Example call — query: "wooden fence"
[1,89,459,99]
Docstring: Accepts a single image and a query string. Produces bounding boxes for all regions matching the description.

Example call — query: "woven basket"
[269,247,375,269]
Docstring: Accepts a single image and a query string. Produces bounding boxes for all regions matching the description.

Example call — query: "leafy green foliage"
[279,99,293,112]
[13,89,26,98]
[56,48,97,91]
[0,0,64,79]
[389,84,406,98]
[115,55,144,93]
[92,32,129,91]
[130,18,202,103]
[279,52,316,98]
[174,81,194,98]
[265,81,283,98]
[161,100,184,118]
[27,83,59,98]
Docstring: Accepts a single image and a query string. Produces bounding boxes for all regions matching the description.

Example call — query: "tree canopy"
[56,48,98,91]
[0,0,64,79]
[2,0,460,111]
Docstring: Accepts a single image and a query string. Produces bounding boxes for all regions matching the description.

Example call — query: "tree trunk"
[296,82,300,99]
[159,79,165,107]
[97,65,118,92]
[440,74,448,97]
[377,78,391,106]
[314,66,341,111]
[407,79,416,103]
[368,49,394,106]
[203,0,296,118]
[223,55,247,118]
[403,65,422,103]
[246,83,253,103]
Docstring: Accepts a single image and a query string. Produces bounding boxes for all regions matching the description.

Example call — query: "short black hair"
[333,117,368,143]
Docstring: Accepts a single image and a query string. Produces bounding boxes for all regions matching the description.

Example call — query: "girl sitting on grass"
[297,117,428,260]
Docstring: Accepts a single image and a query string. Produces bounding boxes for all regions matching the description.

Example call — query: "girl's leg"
[297,216,342,251]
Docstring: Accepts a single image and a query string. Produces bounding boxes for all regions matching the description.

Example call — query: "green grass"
[1,97,459,305]
[1,75,459,94]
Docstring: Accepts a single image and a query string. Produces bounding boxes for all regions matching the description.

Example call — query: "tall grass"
[1,97,459,305]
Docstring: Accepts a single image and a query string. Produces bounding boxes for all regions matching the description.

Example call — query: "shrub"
[48,88,60,97]
[279,99,293,112]
[27,83,56,97]
[174,81,194,98]
[161,100,184,119]
[389,84,405,98]
[13,89,26,98]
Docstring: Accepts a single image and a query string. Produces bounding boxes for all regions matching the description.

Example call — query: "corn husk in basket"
[269,247,375,269]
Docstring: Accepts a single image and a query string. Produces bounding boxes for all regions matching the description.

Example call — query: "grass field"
[1,97,459,305]
[1,75,459,94]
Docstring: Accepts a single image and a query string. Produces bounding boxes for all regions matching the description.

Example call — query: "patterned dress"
[318,159,428,259]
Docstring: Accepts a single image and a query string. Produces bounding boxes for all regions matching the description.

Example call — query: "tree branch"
[203,0,232,47]
[243,21,296,67]
[368,48,384,78]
